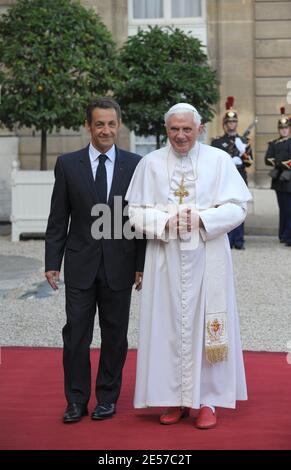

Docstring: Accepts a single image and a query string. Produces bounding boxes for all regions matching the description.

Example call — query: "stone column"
[207,0,255,182]
[254,0,291,187]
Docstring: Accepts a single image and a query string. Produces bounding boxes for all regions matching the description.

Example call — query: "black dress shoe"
[91,403,116,420]
[63,403,88,423]
[234,245,245,250]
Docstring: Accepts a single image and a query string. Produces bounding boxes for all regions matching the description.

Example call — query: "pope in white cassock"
[125,103,252,429]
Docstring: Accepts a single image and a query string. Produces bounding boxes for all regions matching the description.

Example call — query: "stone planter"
[11,161,54,241]
[0,136,19,222]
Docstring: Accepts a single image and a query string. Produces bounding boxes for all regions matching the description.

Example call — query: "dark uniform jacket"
[211,133,253,184]
[265,136,291,192]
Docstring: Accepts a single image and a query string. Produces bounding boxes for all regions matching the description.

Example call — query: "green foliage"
[0,0,117,167]
[114,26,219,147]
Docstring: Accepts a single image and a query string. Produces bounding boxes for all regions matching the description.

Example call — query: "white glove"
[232,156,243,166]
[235,137,247,156]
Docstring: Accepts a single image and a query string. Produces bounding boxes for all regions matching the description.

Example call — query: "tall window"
[133,134,157,157]
[171,0,201,18]
[133,0,163,19]
[132,0,202,20]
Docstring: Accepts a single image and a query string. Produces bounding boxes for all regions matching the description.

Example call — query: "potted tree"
[0,0,117,240]
[114,26,219,149]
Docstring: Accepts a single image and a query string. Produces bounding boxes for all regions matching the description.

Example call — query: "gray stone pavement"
[0,234,290,352]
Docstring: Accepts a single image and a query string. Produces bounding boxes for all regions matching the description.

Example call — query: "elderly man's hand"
[166,213,179,237]
[166,208,200,238]
[178,208,199,235]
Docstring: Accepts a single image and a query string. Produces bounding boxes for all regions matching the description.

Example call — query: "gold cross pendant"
[174,176,189,204]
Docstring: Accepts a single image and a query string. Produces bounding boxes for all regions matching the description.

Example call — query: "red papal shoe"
[160,407,190,425]
[196,406,217,429]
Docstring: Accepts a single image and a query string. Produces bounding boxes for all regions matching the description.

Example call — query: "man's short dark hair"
[86,97,121,124]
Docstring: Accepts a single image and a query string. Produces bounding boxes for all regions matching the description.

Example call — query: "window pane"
[133,0,163,19]
[135,135,157,156]
[171,0,201,18]
[135,144,157,156]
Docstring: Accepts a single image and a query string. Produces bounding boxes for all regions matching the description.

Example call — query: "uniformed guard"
[265,107,291,245]
[211,97,253,250]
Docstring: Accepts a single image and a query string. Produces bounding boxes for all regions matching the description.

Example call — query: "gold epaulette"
[275,136,290,144]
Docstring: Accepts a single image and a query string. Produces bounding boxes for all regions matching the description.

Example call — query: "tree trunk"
[40,129,47,171]
[156,133,160,149]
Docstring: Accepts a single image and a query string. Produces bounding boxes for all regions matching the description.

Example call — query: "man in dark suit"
[45,97,146,423]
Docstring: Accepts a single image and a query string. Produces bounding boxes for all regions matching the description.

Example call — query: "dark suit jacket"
[45,145,146,290]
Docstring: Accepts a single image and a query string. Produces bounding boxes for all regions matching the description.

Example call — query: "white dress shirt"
[89,143,116,201]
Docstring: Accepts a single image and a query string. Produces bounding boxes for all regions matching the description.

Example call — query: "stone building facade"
[0,0,291,188]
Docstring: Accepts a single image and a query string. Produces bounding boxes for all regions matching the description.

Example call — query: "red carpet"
[0,348,290,450]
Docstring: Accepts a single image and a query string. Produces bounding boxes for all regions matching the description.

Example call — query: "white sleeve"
[199,202,247,241]
[128,205,171,241]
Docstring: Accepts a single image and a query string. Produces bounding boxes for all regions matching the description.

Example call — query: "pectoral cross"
[174,176,189,204]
